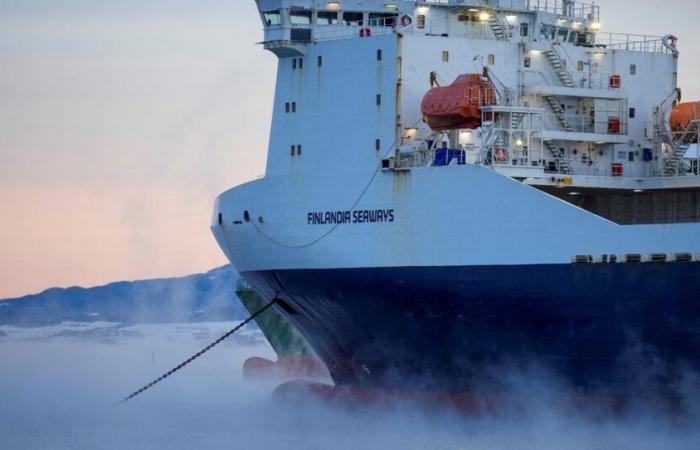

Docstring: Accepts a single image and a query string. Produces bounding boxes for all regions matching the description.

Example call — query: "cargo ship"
[212,0,700,395]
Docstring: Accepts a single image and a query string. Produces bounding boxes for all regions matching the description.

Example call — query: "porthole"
[243,210,251,222]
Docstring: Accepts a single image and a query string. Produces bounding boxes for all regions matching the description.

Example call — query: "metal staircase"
[544,96,575,132]
[544,47,575,88]
[511,111,526,129]
[544,141,573,174]
[662,122,698,175]
[487,13,508,40]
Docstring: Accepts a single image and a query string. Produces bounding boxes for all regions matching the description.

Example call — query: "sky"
[1,0,700,298]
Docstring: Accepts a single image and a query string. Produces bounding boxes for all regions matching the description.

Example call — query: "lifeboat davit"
[670,101,700,131]
[421,74,497,131]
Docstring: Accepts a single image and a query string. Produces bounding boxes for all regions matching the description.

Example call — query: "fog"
[1,324,699,450]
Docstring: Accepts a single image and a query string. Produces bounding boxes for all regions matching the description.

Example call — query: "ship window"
[577,60,584,71]
[417,15,425,29]
[290,9,312,25]
[369,13,397,27]
[263,10,281,26]
[442,51,449,62]
[629,107,636,118]
[343,12,364,26]
[375,139,381,151]
[299,58,304,69]
[290,145,295,156]
[376,94,382,106]
[317,11,338,25]
[285,102,290,113]
[297,145,302,155]
[488,54,495,65]
[292,102,296,113]
[520,23,529,37]
[628,152,635,162]
[318,55,322,67]
[524,56,531,68]
[292,58,297,69]
[630,64,637,75]
[377,49,382,61]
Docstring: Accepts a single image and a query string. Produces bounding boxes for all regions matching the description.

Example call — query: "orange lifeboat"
[670,101,700,131]
[421,74,497,131]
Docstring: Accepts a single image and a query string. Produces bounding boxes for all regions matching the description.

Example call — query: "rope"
[247,120,422,249]
[118,299,277,404]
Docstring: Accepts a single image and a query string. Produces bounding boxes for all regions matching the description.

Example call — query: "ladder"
[544,141,574,174]
[544,96,575,132]
[662,123,698,175]
[487,13,509,41]
[544,47,575,88]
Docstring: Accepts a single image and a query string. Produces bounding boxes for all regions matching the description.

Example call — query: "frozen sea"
[1,321,699,450]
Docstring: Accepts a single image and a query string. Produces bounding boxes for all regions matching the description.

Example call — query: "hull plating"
[244,263,700,394]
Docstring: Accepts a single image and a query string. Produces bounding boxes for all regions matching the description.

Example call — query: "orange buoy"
[421,74,497,131]
[670,101,700,131]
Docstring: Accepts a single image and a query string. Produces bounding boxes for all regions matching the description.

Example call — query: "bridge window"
[318,55,323,67]
[343,12,364,25]
[630,64,637,75]
[377,49,382,61]
[442,51,449,62]
[263,10,281,26]
[317,11,338,25]
[292,102,296,113]
[285,102,290,113]
[290,9,312,25]
[369,13,397,27]
[629,107,636,119]
[376,94,382,106]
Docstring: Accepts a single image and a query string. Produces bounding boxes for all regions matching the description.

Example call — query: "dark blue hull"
[243,263,700,394]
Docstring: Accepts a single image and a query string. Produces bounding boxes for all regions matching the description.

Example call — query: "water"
[1,322,698,450]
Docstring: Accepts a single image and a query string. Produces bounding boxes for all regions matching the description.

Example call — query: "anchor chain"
[119,298,277,404]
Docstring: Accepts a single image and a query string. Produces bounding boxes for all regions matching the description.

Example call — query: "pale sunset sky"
[1,0,699,298]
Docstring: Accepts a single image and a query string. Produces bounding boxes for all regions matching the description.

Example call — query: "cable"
[246,120,422,249]
[117,299,277,405]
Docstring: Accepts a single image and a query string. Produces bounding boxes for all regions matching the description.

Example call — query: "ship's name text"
[307,209,394,225]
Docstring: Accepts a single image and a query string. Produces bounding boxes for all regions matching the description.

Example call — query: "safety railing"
[526,0,600,21]
[543,112,628,135]
[594,33,669,54]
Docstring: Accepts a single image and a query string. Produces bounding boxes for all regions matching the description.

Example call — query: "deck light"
[590,22,601,31]
[571,21,581,30]
[468,8,479,12]
[569,192,581,196]
[384,3,398,9]
[506,15,518,24]
[326,1,341,10]
[634,189,645,193]
[516,139,524,146]
[479,12,490,22]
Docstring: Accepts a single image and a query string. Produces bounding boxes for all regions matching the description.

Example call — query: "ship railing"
[593,33,669,54]
[415,18,501,40]
[543,112,628,135]
[310,17,399,42]
[525,0,600,21]
[524,69,626,91]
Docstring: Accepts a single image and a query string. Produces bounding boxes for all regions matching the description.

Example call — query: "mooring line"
[118,298,277,405]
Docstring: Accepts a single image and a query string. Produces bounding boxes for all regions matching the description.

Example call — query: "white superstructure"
[212,0,700,273]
